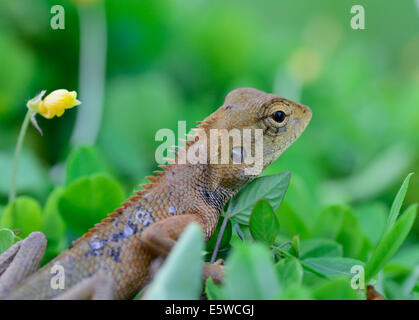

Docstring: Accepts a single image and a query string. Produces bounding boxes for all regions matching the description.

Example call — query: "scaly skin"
[3,88,311,299]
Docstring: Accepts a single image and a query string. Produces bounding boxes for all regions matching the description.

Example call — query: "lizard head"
[225,87,312,170]
[198,87,312,189]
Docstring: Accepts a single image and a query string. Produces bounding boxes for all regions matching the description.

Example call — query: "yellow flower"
[27,89,81,119]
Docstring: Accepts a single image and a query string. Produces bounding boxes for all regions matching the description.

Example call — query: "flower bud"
[27,89,81,119]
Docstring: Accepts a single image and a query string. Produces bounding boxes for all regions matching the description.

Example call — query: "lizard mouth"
[297,103,312,118]
[296,103,312,129]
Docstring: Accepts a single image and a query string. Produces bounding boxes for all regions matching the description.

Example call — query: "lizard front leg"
[142,214,225,285]
[0,232,46,298]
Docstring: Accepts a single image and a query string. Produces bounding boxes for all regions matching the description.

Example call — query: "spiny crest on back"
[72,113,219,245]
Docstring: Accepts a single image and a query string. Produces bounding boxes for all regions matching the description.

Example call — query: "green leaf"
[291,234,300,257]
[335,208,364,258]
[0,196,42,238]
[277,201,310,239]
[301,257,365,278]
[354,202,387,245]
[312,205,345,239]
[225,243,281,299]
[277,173,317,227]
[144,223,204,299]
[66,145,108,185]
[58,174,125,235]
[388,244,419,270]
[0,228,14,254]
[383,279,411,300]
[275,284,313,300]
[299,238,343,259]
[42,187,66,247]
[312,278,361,300]
[385,173,413,234]
[276,258,303,289]
[365,204,417,282]
[313,205,365,258]
[206,216,232,251]
[227,172,290,224]
[249,200,280,246]
[205,277,227,300]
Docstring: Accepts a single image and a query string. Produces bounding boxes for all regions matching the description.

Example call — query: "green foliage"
[299,238,342,259]
[227,172,290,224]
[0,228,15,254]
[202,172,416,300]
[41,187,67,262]
[205,278,227,300]
[312,205,368,259]
[143,223,204,300]
[42,187,66,245]
[0,151,49,198]
[365,204,417,282]
[312,278,361,300]
[0,196,42,238]
[224,243,280,299]
[58,174,125,235]
[353,203,387,245]
[276,258,303,289]
[66,146,108,185]
[277,201,310,239]
[385,173,413,233]
[249,200,280,246]
[206,216,232,252]
[300,257,364,278]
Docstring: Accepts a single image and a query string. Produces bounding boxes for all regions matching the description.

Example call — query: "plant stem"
[210,215,229,264]
[9,110,33,203]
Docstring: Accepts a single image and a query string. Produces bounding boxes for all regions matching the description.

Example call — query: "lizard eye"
[271,111,286,123]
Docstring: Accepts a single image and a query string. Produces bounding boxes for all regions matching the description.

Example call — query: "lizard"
[0,87,312,299]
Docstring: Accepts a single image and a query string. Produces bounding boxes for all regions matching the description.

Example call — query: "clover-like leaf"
[66,145,108,185]
[224,243,281,299]
[144,223,204,299]
[58,174,125,235]
[0,228,15,254]
[0,196,42,238]
[227,172,290,225]
[249,200,280,246]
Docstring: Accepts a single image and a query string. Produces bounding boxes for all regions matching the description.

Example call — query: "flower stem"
[8,110,33,204]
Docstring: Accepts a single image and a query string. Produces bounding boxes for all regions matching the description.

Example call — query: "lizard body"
[0,88,311,299]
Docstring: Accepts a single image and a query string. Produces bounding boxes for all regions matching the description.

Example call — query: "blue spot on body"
[143,219,151,227]
[108,247,122,263]
[123,224,133,237]
[84,239,107,258]
[111,230,124,242]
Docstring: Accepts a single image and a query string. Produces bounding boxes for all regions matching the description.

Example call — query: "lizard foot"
[0,231,46,299]
[203,263,226,284]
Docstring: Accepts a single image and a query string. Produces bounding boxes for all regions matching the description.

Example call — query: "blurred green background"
[0,0,418,237]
